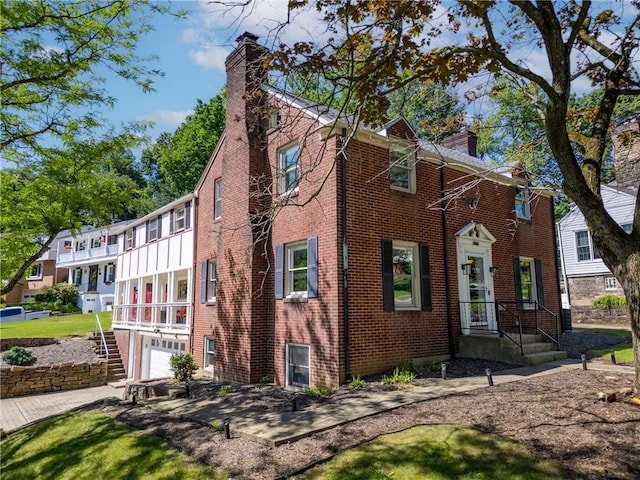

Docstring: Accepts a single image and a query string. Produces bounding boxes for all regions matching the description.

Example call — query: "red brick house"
[187,33,564,389]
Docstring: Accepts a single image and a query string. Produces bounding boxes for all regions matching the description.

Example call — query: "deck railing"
[112,303,191,331]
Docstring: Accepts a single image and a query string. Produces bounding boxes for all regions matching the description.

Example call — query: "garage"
[146,338,186,379]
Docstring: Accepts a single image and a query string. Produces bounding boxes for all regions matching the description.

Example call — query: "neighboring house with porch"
[557,116,638,324]
[2,234,68,305]
[56,225,125,313]
[184,33,564,389]
[111,195,194,380]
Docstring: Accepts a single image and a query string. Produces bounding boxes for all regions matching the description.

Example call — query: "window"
[63,240,72,250]
[76,240,86,251]
[200,259,218,303]
[269,109,281,128]
[27,263,42,279]
[214,178,222,220]
[575,230,601,261]
[381,240,432,311]
[208,260,217,301]
[125,229,134,250]
[274,237,318,299]
[174,207,186,231]
[107,234,117,246]
[604,276,617,291]
[514,256,544,309]
[73,268,83,286]
[204,337,215,369]
[515,187,531,219]
[278,143,299,194]
[389,142,416,192]
[147,218,158,242]
[91,237,103,248]
[177,279,188,301]
[286,343,310,388]
[104,263,115,283]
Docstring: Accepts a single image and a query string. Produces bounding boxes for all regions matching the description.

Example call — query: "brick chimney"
[442,128,478,157]
[219,33,273,383]
[612,115,640,191]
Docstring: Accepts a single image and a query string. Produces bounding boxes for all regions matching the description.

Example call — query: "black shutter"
[145,221,149,243]
[307,237,318,298]
[381,239,394,312]
[157,215,162,238]
[132,226,137,247]
[419,243,432,311]
[170,209,174,234]
[186,201,191,229]
[534,258,545,307]
[200,260,208,303]
[275,243,284,299]
[513,256,523,309]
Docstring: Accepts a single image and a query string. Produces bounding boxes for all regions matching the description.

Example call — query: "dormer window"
[389,142,416,193]
[174,207,186,231]
[515,187,531,219]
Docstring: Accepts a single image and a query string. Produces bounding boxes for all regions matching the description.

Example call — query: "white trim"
[286,342,310,388]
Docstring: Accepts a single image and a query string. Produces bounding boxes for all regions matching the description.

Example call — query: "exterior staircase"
[92,330,127,381]
[458,332,568,366]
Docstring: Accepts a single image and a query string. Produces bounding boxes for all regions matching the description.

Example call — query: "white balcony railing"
[112,303,191,332]
[57,245,118,265]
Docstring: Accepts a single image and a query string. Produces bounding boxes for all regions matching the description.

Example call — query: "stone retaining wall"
[0,361,108,398]
[0,337,57,351]
[571,305,630,325]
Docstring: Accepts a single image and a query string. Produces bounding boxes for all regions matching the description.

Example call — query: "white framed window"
[389,142,416,193]
[148,218,158,242]
[204,337,215,369]
[76,240,86,251]
[174,207,186,231]
[104,263,115,283]
[107,234,117,245]
[518,257,536,308]
[269,109,281,128]
[515,187,531,219]
[214,178,222,221]
[73,268,83,286]
[286,241,308,297]
[207,260,217,301]
[63,240,72,250]
[575,230,600,261]
[91,237,103,248]
[125,229,134,250]
[391,242,420,310]
[27,263,43,280]
[604,276,617,291]
[286,343,310,388]
[278,142,299,194]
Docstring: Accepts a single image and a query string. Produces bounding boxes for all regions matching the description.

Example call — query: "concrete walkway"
[0,384,122,433]
[1,361,634,445]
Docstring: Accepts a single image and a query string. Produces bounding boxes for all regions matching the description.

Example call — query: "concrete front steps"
[458,332,568,366]
[92,330,127,381]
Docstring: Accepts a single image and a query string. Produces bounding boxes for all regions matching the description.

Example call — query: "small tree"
[169,353,198,382]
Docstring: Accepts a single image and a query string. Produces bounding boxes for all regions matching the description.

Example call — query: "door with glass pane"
[461,251,496,332]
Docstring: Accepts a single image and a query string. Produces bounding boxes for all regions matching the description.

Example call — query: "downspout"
[340,128,351,380]
[440,162,456,357]
[554,200,570,332]
[190,194,198,355]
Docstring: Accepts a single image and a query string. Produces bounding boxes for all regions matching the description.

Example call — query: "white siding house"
[112,194,195,380]
[56,225,126,313]
[557,184,635,306]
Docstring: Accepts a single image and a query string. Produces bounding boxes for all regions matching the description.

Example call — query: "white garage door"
[148,339,186,379]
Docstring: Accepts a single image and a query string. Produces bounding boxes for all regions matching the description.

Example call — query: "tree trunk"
[620,253,640,395]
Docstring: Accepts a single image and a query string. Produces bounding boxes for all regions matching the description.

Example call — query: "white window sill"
[284,295,308,304]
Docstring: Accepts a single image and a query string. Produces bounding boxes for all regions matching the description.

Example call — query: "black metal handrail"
[535,303,560,350]
[495,302,524,356]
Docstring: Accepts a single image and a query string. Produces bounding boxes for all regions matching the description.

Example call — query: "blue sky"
[107,0,325,142]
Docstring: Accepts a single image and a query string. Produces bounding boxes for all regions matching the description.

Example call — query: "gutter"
[340,129,351,380]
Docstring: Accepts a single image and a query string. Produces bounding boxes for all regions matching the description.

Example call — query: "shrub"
[259,375,271,386]
[169,353,198,382]
[218,385,233,395]
[34,283,78,306]
[3,346,36,366]
[305,384,333,397]
[350,376,367,389]
[382,365,416,385]
[592,295,627,307]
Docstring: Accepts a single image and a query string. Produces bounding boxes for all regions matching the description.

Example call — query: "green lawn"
[301,424,567,479]
[0,311,112,338]
[0,411,224,480]
[575,327,634,363]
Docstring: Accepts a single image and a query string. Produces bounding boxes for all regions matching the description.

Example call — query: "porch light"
[461,263,472,275]
[490,266,499,277]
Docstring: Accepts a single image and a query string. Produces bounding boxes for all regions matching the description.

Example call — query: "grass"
[300,424,568,479]
[0,311,112,338]
[574,327,634,363]
[0,410,225,480]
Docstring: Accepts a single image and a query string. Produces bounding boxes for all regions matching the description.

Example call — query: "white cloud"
[189,44,230,71]
[139,109,193,129]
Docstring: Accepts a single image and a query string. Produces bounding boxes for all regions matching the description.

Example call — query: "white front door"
[456,223,497,335]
